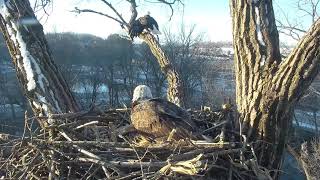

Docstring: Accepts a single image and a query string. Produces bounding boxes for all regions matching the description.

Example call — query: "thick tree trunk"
[0,0,79,125]
[140,33,185,107]
[230,0,320,178]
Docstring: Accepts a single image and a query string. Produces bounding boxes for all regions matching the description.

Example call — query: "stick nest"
[0,107,271,179]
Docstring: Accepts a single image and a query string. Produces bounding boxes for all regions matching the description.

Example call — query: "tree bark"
[0,0,80,125]
[140,33,185,107]
[230,0,320,178]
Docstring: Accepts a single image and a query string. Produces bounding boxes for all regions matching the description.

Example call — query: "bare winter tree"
[230,0,320,178]
[135,42,167,98]
[277,0,319,41]
[277,0,320,102]
[163,24,205,108]
[74,0,185,107]
[0,0,79,126]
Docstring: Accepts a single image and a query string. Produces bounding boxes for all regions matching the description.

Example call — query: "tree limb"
[273,18,320,102]
[144,0,184,20]
[73,7,125,26]
[100,0,129,26]
[127,0,137,25]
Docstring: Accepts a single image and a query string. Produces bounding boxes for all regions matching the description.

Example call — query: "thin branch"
[100,0,129,26]
[276,22,307,33]
[127,0,137,25]
[73,7,124,25]
[145,0,184,20]
[275,1,310,41]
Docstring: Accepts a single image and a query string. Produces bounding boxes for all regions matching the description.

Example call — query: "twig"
[81,163,95,180]
[100,0,128,26]
[73,8,125,25]
[203,120,227,133]
[145,0,184,20]
[120,135,146,178]
[75,121,99,129]
[21,111,28,146]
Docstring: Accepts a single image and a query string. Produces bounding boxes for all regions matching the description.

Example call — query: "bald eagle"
[129,14,161,40]
[130,85,202,141]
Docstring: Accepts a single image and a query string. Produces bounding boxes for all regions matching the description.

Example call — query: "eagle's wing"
[147,16,159,29]
[131,98,202,140]
[131,101,173,138]
[147,98,203,140]
[149,98,196,131]
[129,20,144,39]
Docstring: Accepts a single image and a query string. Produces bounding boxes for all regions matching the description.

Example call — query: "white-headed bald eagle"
[130,85,203,141]
[129,13,161,40]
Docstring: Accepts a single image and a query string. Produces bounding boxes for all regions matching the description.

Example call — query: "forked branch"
[74,0,185,106]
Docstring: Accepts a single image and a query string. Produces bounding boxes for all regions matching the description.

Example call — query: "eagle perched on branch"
[130,85,203,141]
[129,13,161,40]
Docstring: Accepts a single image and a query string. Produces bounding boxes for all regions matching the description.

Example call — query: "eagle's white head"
[132,85,153,102]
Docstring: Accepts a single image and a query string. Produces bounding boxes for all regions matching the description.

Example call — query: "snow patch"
[14,25,37,91]
[4,7,49,92]
[221,47,234,55]
[0,0,7,16]
[255,7,266,46]
[0,0,12,21]
[36,94,49,116]
[2,4,37,91]
[2,3,53,116]
[260,55,266,66]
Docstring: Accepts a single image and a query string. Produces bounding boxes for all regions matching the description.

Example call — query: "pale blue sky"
[38,0,315,44]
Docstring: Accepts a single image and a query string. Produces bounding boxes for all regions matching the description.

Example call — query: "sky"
[35,0,315,45]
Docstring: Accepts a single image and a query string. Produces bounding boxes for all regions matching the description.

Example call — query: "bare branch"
[127,0,137,25]
[73,7,125,25]
[145,0,184,20]
[100,0,129,26]
[274,18,320,102]
[276,21,307,33]
[278,29,301,41]
[297,0,320,23]
[275,0,320,41]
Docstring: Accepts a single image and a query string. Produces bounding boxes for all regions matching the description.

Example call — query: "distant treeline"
[0,32,236,110]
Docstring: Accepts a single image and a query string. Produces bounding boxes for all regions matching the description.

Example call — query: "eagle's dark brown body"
[131,98,200,140]
[129,14,160,40]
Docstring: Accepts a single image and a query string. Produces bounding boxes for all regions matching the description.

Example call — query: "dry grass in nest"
[0,107,271,179]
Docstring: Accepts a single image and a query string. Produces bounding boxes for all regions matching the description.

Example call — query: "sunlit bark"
[230,0,320,178]
[0,0,79,125]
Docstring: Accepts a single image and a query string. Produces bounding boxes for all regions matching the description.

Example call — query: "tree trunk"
[0,0,79,125]
[230,0,320,178]
[140,33,185,107]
